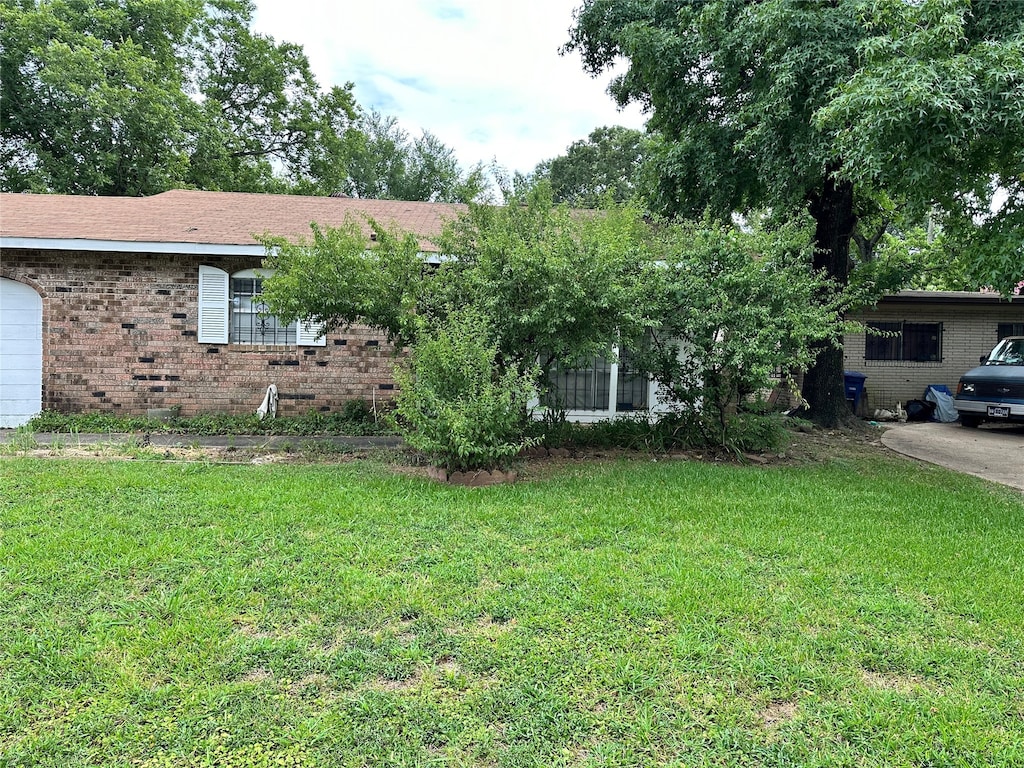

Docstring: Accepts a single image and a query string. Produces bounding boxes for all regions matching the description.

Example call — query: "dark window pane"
[903,322,941,362]
[866,321,941,362]
[998,323,1024,341]
[545,355,612,411]
[865,322,901,361]
[616,346,648,410]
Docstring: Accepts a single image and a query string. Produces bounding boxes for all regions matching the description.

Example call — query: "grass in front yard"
[1,454,1022,766]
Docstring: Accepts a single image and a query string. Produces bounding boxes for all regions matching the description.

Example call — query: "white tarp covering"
[925,386,958,423]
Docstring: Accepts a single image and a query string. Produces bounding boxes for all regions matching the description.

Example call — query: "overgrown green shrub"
[392,309,538,472]
[340,398,376,424]
[529,411,792,455]
[663,412,790,454]
[262,185,651,422]
[634,221,844,447]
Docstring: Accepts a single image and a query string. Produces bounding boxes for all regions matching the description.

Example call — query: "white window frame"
[198,265,324,346]
[531,345,674,423]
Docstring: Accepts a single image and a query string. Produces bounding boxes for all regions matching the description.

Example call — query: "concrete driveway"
[881,421,1024,492]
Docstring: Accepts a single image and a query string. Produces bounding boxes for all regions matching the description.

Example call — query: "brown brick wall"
[2,249,401,416]
[845,300,1023,412]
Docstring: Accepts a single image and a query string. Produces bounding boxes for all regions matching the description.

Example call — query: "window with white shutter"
[197,266,324,346]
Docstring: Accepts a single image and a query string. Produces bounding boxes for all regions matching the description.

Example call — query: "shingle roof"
[0,190,465,251]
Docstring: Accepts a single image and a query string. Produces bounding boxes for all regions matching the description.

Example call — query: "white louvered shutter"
[198,265,229,344]
[297,320,326,347]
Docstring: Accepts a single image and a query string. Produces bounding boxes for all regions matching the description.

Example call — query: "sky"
[250,0,648,176]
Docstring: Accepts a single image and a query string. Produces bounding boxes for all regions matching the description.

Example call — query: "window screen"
[615,346,648,411]
[545,355,612,411]
[864,322,901,361]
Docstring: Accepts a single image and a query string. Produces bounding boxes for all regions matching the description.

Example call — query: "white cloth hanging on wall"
[256,384,279,420]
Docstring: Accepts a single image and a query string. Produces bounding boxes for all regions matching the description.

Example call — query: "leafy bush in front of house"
[392,309,539,472]
[633,220,846,447]
[653,410,792,454]
[261,183,848,450]
[262,184,651,419]
[529,409,792,455]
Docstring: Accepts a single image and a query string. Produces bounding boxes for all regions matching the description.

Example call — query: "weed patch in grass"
[25,407,391,437]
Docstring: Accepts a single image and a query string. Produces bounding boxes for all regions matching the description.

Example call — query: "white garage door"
[1,278,43,428]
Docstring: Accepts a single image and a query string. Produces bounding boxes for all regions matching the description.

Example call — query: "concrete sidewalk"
[881,421,1024,492]
[0,430,404,451]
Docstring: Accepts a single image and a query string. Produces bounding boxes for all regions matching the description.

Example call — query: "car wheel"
[959,415,982,428]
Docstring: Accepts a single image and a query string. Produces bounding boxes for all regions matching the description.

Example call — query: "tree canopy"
[566,0,1024,424]
[814,0,1024,296]
[343,110,488,203]
[0,0,483,201]
[0,0,360,195]
[534,125,648,208]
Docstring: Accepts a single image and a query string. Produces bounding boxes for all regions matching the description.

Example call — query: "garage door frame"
[1,277,44,428]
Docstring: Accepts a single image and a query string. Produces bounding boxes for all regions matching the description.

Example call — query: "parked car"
[953,336,1024,427]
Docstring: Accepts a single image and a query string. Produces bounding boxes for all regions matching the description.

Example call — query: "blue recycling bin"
[844,370,867,413]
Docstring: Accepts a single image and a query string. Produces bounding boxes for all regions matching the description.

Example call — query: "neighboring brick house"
[0,190,463,427]
[845,290,1023,413]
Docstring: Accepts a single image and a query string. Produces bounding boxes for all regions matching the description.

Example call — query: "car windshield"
[986,337,1024,365]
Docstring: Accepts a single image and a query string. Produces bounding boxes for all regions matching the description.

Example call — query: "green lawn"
[1,453,1022,767]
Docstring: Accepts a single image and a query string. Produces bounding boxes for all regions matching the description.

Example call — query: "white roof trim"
[0,236,266,257]
[1,237,444,260]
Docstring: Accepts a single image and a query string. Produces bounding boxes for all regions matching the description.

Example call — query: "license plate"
[987,405,1010,418]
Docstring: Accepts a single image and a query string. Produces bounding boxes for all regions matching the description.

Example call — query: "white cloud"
[251,1,647,174]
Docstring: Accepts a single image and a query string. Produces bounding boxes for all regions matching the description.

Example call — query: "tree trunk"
[802,174,855,427]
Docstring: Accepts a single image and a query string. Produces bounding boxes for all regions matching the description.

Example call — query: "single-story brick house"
[844,290,1022,413]
[0,189,465,427]
[1,189,677,428]
[3,190,1020,427]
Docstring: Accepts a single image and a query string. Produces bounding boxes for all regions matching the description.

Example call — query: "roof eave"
[1,236,266,257]
[879,290,1018,305]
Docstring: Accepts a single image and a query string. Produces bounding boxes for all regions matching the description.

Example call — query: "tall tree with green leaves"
[566,0,1024,425]
[1,0,196,195]
[814,0,1024,297]
[0,0,361,196]
[534,125,648,207]
[343,110,487,203]
[187,0,362,194]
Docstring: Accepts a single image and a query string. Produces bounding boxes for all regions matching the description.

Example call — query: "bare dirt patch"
[760,699,799,727]
[436,658,461,676]
[239,667,272,683]
[363,669,424,694]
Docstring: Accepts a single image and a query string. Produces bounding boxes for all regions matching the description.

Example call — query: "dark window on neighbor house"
[998,323,1024,341]
[864,322,901,360]
[230,276,296,345]
[865,321,942,362]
